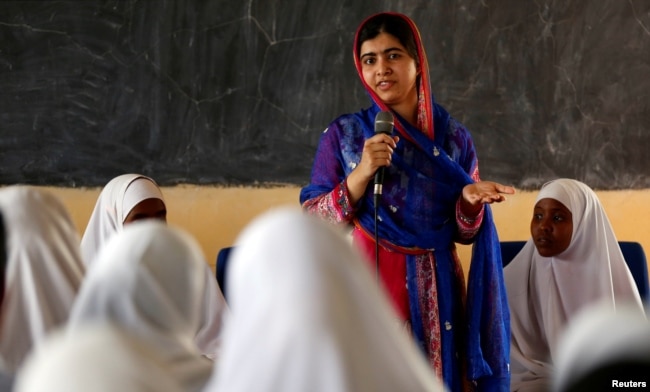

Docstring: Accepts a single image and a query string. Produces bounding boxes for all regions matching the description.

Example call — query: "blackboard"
[1,1,649,189]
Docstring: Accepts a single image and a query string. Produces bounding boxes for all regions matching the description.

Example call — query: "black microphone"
[372,111,394,282]
[373,111,394,199]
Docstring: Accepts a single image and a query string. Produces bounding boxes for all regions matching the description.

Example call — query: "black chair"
[618,241,649,303]
[499,240,650,302]
[499,241,527,268]
[215,246,234,301]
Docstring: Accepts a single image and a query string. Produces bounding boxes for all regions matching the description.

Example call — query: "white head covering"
[204,207,446,392]
[0,186,85,374]
[504,178,644,391]
[193,267,228,361]
[552,301,650,392]
[80,173,164,268]
[67,221,213,392]
[14,323,184,392]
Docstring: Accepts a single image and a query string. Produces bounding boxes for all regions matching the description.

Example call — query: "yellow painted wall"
[27,186,650,278]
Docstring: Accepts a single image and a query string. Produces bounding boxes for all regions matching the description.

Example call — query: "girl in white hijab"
[0,187,85,375]
[504,178,644,392]
[204,207,446,392]
[80,173,226,360]
[67,221,213,392]
[81,173,166,267]
[14,323,184,392]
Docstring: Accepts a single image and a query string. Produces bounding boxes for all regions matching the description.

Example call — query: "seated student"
[14,323,184,392]
[81,173,227,360]
[0,187,85,377]
[67,221,214,392]
[552,301,649,392]
[504,178,644,392]
[203,207,446,392]
[81,173,167,267]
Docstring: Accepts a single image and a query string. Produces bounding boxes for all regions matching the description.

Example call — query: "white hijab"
[67,221,213,392]
[504,178,643,391]
[204,207,446,392]
[0,187,85,374]
[14,323,184,392]
[80,173,164,267]
[79,173,226,359]
[552,301,649,392]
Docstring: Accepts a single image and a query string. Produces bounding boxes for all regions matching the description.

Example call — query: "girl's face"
[359,32,418,111]
[123,198,167,225]
[530,198,573,257]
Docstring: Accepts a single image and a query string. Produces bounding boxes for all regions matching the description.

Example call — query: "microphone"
[372,111,394,282]
[373,111,394,199]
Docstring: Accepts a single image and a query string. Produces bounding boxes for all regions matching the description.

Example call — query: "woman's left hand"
[461,181,516,216]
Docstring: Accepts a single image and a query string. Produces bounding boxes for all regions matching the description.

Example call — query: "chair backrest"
[499,241,526,268]
[499,240,650,302]
[215,246,234,301]
[618,241,649,303]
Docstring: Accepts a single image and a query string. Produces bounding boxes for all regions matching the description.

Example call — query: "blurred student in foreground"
[0,187,84,384]
[15,323,184,392]
[68,221,214,392]
[552,301,649,392]
[204,207,447,392]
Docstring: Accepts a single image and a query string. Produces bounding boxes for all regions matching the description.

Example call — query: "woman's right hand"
[346,134,399,204]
